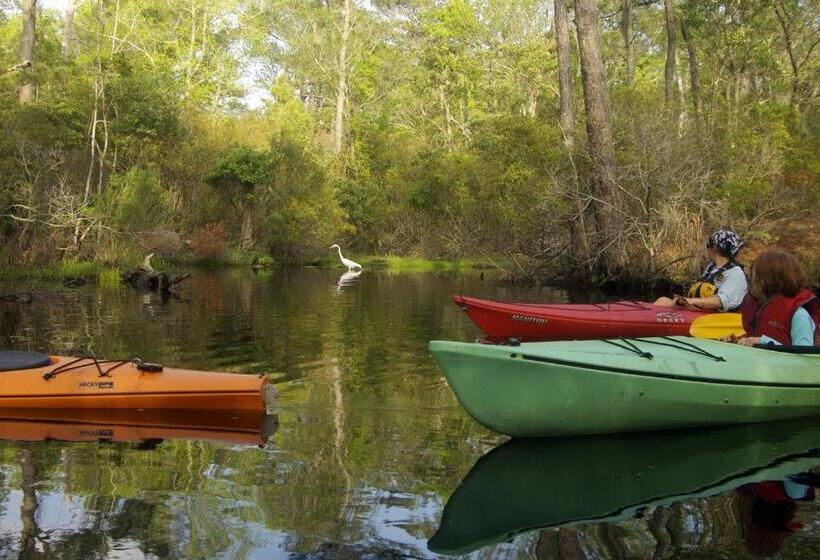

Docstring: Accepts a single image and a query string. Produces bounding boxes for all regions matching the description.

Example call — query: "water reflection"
[0,269,819,558]
[0,409,276,447]
[430,419,820,557]
[335,269,362,293]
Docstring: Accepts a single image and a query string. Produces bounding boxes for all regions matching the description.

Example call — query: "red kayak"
[454,295,710,342]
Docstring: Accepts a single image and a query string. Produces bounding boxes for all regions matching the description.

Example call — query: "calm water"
[0,267,817,559]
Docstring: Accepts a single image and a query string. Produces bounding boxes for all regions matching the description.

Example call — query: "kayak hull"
[429,337,820,437]
[454,295,709,341]
[0,356,273,412]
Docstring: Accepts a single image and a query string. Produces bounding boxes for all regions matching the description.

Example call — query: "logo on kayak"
[511,314,548,325]
[80,429,114,437]
[655,312,685,324]
[79,380,114,389]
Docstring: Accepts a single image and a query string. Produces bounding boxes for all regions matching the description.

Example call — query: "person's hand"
[674,295,699,309]
[738,336,762,347]
[721,333,740,343]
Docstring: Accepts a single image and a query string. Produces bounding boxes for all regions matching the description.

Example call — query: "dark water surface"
[0,268,817,559]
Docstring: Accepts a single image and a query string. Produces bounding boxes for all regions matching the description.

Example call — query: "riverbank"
[0,254,498,282]
[1,222,817,287]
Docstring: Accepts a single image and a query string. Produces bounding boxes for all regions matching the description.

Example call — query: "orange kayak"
[0,408,278,446]
[0,352,274,412]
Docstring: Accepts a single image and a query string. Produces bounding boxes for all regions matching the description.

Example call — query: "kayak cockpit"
[0,351,52,371]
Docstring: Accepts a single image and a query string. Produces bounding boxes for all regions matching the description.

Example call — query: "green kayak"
[429,336,820,437]
[428,418,820,555]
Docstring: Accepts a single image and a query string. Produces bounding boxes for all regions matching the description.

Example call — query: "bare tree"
[663,0,676,108]
[772,0,819,108]
[680,19,700,114]
[62,0,77,60]
[621,0,634,87]
[555,0,574,148]
[19,0,37,104]
[332,0,354,155]
[575,0,621,276]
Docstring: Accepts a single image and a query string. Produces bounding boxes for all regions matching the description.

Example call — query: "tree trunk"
[332,0,353,155]
[620,0,634,87]
[19,449,39,555]
[663,0,677,109]
[575,0,621,277]
[773,1,800,107]
[240,200,255,250]
[19,0,37,104]
[185,1,198,96]
[438,83,453,145]
[554,0,574,148]
[680,20,700,114]
[62,0,75,61]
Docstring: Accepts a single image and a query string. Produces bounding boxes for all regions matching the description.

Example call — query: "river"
[0,267,817,559]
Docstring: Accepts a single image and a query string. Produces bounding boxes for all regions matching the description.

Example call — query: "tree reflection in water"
[0,269,818,558]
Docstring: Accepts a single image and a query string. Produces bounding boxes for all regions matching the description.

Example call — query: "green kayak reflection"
[428,419,820,556]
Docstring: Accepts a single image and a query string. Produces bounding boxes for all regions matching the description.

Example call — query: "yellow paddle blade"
[689,313,745,340]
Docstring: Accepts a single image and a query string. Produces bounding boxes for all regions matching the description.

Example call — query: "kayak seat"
[0,351,52,371]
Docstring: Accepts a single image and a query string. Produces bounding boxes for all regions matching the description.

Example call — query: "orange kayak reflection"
[0,408,278,447]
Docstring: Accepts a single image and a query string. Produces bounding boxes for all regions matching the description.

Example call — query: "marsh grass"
[357,255,493,272]
[0,260,119,281]
[0,253,498,282]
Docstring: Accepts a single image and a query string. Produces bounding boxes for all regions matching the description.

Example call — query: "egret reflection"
[336,269,362,293]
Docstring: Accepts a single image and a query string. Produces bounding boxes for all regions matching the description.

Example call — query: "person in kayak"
[655,229,747,312]
[736,249,818,347]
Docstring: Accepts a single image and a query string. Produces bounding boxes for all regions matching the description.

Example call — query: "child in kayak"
[737,249,818,347]
[655,229,747,312]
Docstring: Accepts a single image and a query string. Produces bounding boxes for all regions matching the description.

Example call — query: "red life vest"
[741,288,820,346]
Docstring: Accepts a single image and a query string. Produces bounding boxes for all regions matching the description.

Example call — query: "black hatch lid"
[0,351,52,371]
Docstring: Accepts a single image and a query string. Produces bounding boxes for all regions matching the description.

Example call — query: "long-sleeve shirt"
[710,266,747,312]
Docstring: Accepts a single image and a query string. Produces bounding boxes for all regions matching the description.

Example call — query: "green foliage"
[265,134,353,260]
[206,146,272,192]
[102,167,174,233]
[0,0,817,278]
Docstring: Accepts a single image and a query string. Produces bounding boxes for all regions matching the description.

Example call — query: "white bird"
[138,253,156,274]
[329,244,361,271]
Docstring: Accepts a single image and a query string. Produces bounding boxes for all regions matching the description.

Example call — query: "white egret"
[329,244,362,271]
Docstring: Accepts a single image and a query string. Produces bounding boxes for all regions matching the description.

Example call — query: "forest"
[1,0,818,284]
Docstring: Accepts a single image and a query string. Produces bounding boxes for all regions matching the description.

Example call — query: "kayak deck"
[454,295,709,341]
[0,355,273,412]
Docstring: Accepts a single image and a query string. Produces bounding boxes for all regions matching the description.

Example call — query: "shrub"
[188,222,227,259]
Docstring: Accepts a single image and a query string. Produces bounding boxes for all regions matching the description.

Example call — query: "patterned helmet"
[707,229,744,258]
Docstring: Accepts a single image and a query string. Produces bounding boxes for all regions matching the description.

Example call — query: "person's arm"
[789,307,816,346]
[676,295,723,310]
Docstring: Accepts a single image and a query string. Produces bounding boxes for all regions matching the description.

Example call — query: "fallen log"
[121,255,191,292]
